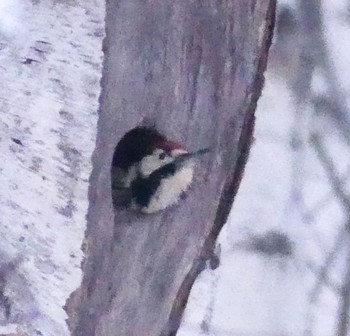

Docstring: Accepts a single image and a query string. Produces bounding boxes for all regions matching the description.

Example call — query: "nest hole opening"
[110,126,165,209]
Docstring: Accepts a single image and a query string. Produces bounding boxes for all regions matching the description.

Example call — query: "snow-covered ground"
[0,0,104,334]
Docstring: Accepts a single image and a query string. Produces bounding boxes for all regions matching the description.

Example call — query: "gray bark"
[67,1,276,335]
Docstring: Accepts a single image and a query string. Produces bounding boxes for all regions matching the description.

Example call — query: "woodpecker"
[112,127,172,188]
[111,127,209,213]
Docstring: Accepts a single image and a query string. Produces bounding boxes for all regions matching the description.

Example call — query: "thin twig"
[311,133,350,336]
[311,95,350,145]
[308,263,341,294]
[296,0,350,145]
[309,226,347,303]
[336,236,350,336]
[310,133,350,214]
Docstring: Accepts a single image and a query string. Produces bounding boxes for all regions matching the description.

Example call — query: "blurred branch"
[309,227,346,303]
[292,0,322,102]
[310,163,350,215]
[310,133,350,213]
[336,239,350,336]
[307,261,341,297]
[311,133,350,336]
[286,0,322,215]
[312,95,350,145]
[294,0,350,145]
[293,194,329,253]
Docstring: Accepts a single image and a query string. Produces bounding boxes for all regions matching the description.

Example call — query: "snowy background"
[1,0,350,335]
[0,0,104,334]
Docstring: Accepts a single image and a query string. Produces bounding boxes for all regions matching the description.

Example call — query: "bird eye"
[159,152,166,160]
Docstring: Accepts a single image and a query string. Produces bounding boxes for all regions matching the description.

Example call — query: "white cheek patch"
[142,163,194,214]
[139,149,173,177]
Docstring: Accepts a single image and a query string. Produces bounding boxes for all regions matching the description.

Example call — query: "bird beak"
[174,148,210,165]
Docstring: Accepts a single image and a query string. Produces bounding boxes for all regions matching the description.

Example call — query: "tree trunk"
[66,1,276,335]
[0,1,275,335]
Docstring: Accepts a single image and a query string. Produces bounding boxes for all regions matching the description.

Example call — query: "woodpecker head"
[111,127,168,189]
[112,127,167,170]
[132,142,209,214]
[138,145,209,178]
[138,138,189,176]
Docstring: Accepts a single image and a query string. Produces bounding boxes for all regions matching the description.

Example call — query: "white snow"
[0,0,24,38]
[0,0,104,334]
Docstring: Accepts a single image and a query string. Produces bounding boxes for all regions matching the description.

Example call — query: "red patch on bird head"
[156,139,185,154]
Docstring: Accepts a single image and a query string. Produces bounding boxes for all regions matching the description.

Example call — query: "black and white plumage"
[111,127,166,189]
[131,148,196,213]
[111,127,209,213]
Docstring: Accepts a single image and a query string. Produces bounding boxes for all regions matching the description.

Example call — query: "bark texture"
[67,1,276,335]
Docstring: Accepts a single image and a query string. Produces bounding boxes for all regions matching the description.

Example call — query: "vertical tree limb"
[67,1,277,335]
